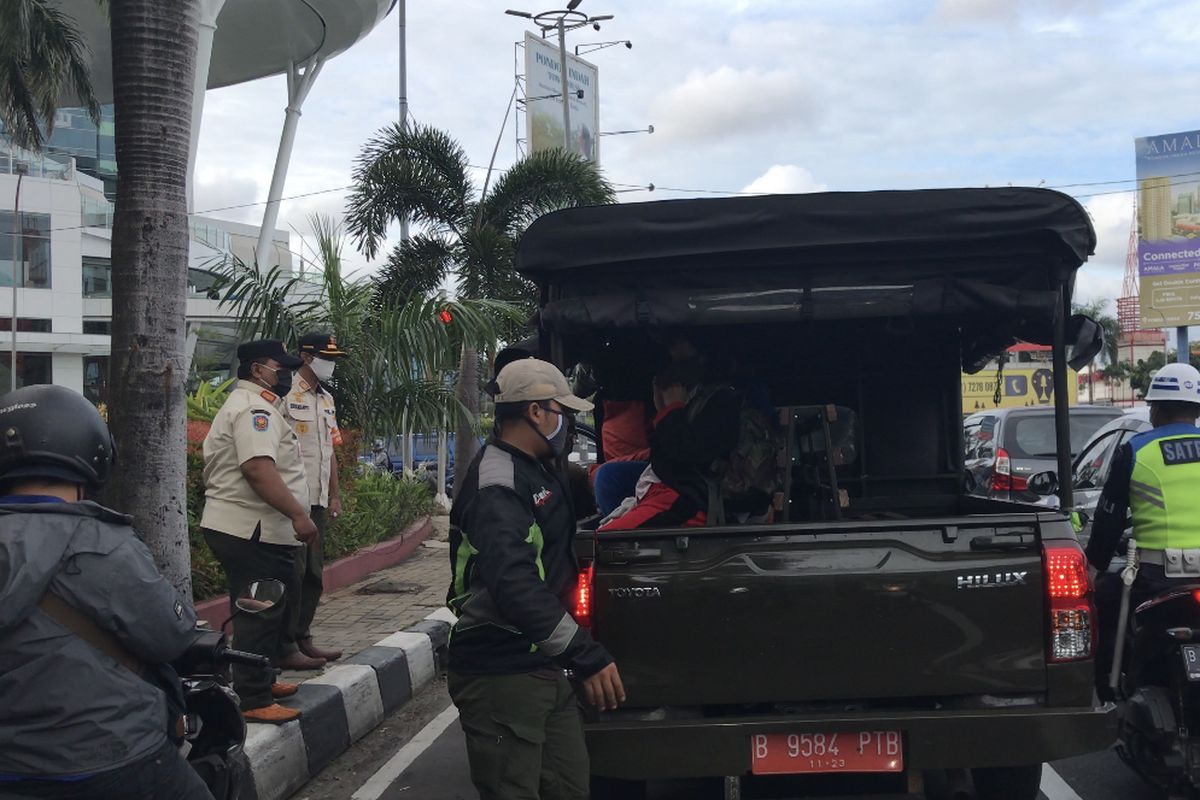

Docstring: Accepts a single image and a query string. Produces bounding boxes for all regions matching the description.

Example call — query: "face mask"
[310,358,336,383]
[527,406,569,457]
[257,364,293,398]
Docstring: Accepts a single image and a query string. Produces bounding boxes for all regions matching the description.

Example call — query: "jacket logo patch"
[956,571,1028,589]
[175,601,184,619]
[296,422,309,435]
[533,487,553,507]
[1161,438,1200,466]
[252,413,269,432]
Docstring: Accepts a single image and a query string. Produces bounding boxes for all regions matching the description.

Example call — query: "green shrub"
[326,470,435,561]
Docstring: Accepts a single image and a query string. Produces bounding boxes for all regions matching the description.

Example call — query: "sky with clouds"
[191,0,1197,311]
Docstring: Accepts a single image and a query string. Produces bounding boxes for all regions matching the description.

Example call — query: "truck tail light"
[1043,541,1094,662]
[573,564,594,631]
[990,448,1028,493]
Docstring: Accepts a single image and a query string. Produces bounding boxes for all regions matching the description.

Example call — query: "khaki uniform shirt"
[282,376,342,508]
[200,380,310,546]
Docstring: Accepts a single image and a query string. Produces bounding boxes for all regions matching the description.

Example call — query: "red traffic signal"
[438,308,453,324]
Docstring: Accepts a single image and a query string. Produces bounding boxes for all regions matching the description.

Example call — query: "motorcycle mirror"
[235,579,285,614]
[1066,314,1105,372]
[1028,471,1059,496]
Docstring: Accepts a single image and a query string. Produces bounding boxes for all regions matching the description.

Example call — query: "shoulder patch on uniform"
[252,413,269,432]
[478,446,516,490]
[260,390,277,403]
[1161,438,1200,466]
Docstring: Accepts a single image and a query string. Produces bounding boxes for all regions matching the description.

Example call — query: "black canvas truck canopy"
[517,187,1096,373]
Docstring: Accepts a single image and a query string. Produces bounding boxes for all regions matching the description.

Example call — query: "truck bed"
[587,507,1058,710]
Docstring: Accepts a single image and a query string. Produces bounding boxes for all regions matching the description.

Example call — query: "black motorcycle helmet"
[0,385,116,489]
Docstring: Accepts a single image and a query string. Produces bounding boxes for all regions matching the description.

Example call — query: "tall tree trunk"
[107,0,200,599]
[454,343,480,487]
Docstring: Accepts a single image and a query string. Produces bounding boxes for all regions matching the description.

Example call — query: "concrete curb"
[194,516,435,629]
[244,608,453,800]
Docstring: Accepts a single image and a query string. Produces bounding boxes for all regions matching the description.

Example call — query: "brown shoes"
[270,681,300,699]
[243,703,301,725]
[276,651,326,671]
[299,637,343,662]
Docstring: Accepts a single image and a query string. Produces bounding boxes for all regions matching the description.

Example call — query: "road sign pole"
[1178,326,1189,363]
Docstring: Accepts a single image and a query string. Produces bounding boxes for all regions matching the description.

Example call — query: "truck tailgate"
[589,518,1045,708]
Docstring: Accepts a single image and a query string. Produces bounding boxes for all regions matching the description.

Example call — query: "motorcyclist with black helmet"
[0,385,211,799]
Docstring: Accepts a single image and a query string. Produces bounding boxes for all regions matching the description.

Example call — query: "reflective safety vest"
[1129,424,1200,551]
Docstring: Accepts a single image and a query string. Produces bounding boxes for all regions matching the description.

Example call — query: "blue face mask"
[527,405,569,457]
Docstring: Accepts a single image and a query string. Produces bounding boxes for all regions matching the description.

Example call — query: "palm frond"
[373,234,456,308]
[211,255,323,346]
[0,0,98,151]
[345,123,476,259]
[479,147,616,238]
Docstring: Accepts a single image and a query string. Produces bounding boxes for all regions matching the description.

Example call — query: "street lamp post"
[10,162,26,393]
[506,4,615,155]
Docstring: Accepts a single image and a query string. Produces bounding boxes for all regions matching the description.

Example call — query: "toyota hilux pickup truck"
[515,188,1117,799]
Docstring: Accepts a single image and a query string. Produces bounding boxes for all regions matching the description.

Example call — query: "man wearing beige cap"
[446,358,624,800]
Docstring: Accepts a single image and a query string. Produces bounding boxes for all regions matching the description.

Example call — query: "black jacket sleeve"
[468,485,612,677]
[1085,442,1132,572]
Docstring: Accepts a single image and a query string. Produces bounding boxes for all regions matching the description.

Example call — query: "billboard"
[962,347,1077,411]
[524,32,599,162]
[1136,130,1200,328]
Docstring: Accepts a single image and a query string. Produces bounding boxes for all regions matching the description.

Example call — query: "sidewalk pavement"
[246,514,455,800]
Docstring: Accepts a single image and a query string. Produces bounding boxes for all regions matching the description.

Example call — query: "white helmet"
[1146,363,1200,404]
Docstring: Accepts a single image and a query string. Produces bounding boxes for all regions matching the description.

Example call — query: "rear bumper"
[586,703,1118,779]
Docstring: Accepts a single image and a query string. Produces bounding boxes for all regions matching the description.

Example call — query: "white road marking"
[351,704,461,800]
[1040,764,1083,800]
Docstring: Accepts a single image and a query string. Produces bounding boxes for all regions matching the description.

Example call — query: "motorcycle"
[1110,542,1200,799]
[175,579,284,800]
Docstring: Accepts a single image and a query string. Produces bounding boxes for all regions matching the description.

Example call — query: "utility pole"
[557,17,571,151]
[398,0,410,243]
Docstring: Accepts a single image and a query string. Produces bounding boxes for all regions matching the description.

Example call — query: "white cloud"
[651,66,818,145]
[742,165,826,194]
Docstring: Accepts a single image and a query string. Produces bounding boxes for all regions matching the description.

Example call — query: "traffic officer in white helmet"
[1088,362,1200,698]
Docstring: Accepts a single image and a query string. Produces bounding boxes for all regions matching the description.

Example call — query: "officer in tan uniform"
[282,332,347,663]
[201,339,322,725]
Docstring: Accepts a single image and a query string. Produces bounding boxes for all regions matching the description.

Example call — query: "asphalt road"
[297,678,1163,800]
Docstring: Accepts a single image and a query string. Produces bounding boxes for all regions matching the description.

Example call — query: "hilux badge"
[956,571,1028,589]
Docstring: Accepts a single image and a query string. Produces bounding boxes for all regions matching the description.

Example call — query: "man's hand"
[581,662,626,711]
[329,495,343,519]
[292,513,319,543]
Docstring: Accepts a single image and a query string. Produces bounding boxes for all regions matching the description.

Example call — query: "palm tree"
[213,213,522,443]
[106,0,200,598]
[345,124,615,473]
[0,0,99,151]
[1073,299,1121,403]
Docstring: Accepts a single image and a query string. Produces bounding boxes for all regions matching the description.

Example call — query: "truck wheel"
[590,776,646,800]
[971,764,1042,800]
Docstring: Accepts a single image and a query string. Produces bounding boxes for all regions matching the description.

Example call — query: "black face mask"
[525,405,570,458]
[256,364,293,398]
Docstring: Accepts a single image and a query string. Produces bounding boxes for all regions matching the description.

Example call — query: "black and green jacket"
[447,440,611,677]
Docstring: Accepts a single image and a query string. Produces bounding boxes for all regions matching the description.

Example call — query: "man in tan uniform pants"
[282,332,347,662]
[201,339,321,724]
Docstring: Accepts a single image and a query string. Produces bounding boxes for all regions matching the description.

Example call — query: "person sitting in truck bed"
[599,358,741,530]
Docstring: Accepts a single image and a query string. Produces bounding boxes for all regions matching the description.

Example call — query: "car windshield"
[1005,414,1116,459]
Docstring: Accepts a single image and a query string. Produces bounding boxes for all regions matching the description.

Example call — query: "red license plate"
[750,731,904,775]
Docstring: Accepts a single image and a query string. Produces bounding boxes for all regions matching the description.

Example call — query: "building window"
[0,352,52,389]
[83,320,111,335]
[83,256,112,298]
[83,355,109,406]
[0,318,51,332]
[0,212,51,288]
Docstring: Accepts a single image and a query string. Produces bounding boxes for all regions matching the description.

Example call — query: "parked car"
[517,187,1115,799]
[963,405,1123,503]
